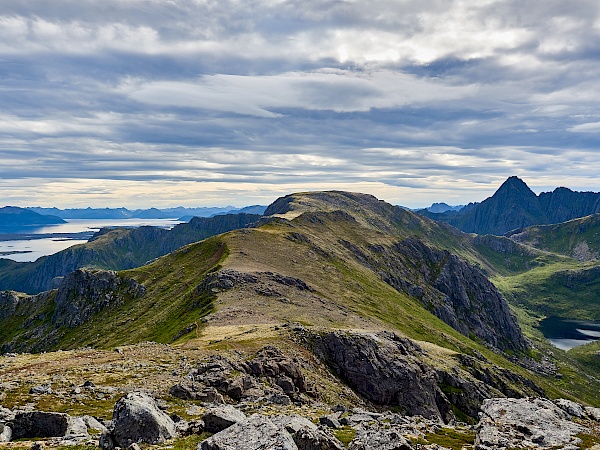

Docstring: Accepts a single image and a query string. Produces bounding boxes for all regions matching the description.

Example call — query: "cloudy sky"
[1,0,599,208]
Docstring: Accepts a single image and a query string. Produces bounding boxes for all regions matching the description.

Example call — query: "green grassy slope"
[2,190,600,406]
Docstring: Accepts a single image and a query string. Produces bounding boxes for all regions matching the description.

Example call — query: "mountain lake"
[0,218,182,262]
[538,316,600,350]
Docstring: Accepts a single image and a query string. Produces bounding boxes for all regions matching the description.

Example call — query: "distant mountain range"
[27,205,267,220]
[418,176,600,235]
[0,206,65,229]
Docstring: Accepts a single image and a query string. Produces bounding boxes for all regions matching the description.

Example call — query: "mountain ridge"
[419,176,600,235]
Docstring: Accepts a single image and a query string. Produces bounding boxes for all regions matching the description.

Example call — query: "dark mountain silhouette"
[419,176,600,235]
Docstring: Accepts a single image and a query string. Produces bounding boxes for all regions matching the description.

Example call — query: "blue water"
[0,218,182,262]
[538,316,600,350]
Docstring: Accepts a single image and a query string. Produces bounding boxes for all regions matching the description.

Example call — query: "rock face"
[310,330,452,421]
[307,330,543,423]
[475,397,587,449]
[348,429,413,450]
[110,392,177,447]
[339,236,528,352]
[52,269,146,328]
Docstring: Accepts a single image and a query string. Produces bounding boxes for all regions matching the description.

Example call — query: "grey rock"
[12,411,71,439]
[66,416,89,436]
[202,404,246,433]
[294,427,346,450]
[554,398,586,418]
[348,428,414,450]
[271,415,318,434]
[199,414,298,450]
[111,392,177,447]
[81,415,108,433]
[585,406,600,421]
[29,384,52,395]
[310,330,451,421]
[99,431,115,450]
[30,442,45,450]
[319,414,341,429]
[269,393,292,405]
[475,397,587,449]
[0,423,12,442]
[0,406,14,423]
[52,269,146,328]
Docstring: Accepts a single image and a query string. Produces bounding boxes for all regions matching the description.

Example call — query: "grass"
[424,427,475,450]
[334,426,357,447]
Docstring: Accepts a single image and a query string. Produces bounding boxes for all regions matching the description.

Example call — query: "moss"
[334,426,357,448]
[424,427,476,450]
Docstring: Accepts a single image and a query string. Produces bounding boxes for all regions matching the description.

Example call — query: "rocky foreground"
[1,389,599,449]
[1,334,600,450]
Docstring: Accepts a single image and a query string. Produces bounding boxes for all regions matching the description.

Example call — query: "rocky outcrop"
[307,330,543,423]
[309,330,452,421]
[171,346,312,405]
[475,398,588,449]
[109,392,177,448]
[0,291,21,320]
[348,429,413,450]
[52,268,145,328]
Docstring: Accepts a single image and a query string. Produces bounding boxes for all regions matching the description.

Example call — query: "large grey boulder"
[111,392,177,448]
[271,415,318,434]
[199,414,298,450]
[11,411,88,440]
[202,404,246,433]
[475,397,587,449]
[554,398,586,418]
[348,429,413,450]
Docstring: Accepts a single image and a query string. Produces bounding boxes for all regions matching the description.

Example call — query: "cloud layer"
[1,0,599,207]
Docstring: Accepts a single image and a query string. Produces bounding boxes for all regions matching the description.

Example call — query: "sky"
[1,0,599,209]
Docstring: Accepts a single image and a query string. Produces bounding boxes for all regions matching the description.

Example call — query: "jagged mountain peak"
[493,176,536,198]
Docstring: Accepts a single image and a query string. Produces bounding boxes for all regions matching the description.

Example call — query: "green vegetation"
[425,427,475,450]
[334,426,357,447]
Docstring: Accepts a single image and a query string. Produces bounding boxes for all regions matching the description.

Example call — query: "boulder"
[29,384,52,395]
[348,429,414,450]
[586,407,600,421]
[199,414,297,450]
[12,411,72,439]
[319,414,341,429]
[202,404,246,433]
[554,398,586,418]
[111,392,177,447]
[475,397,587,449]
[0,406,14,423]
[0,424,12,442]
[271,415,318,434]
[294,427,346,450]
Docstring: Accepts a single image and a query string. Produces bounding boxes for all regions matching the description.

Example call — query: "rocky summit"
[1,189,600,448]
